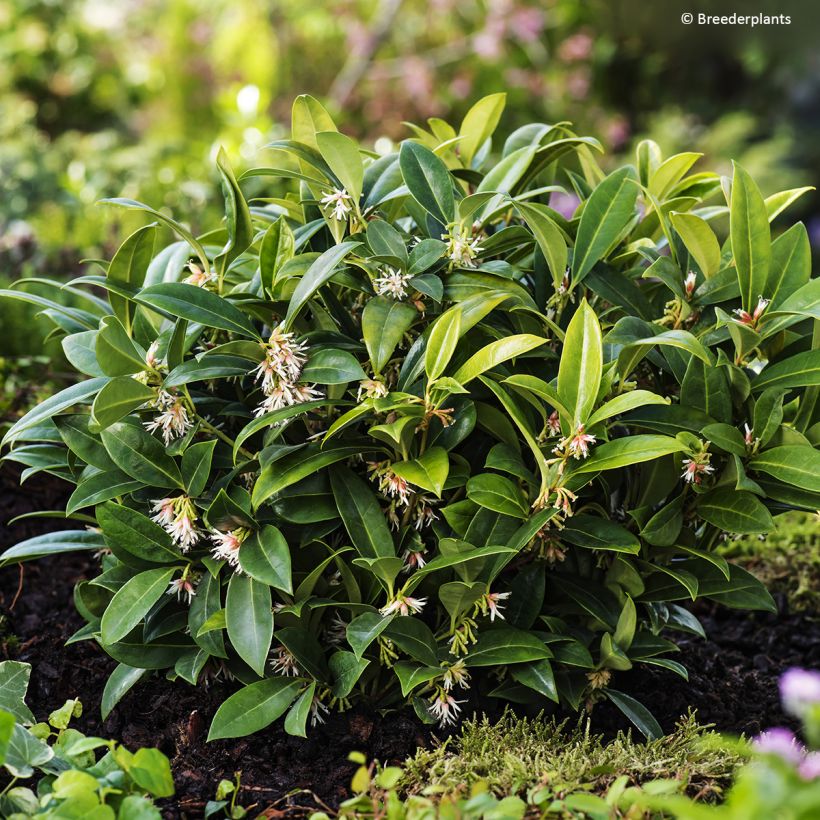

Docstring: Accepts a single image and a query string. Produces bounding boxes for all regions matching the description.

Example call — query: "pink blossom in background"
[558,32,593,62]
[799,752,820,780]
[780,668,820,717]
[509,6,545,43]
[549,191,580,219]
[753,728,805,765]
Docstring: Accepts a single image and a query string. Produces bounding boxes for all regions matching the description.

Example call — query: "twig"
[10,564,24,611]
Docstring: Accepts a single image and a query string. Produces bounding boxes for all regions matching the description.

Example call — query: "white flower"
[210,528,246,568]
[310,696,330,726]
[380,594,427,617]
[484,591,511,622]
[428,692,466,727]
[170,515,200,551]
[565,425,596,459]
[442,660,471,692]
[681,455,715,484]
[183,263,216,287]
[547,411,562,437]
[401,548,427,572]
[144,396,192,445]
[374,267,412,300]
[413,495,440,531]
[254,327,309,386]
[684,270,697,298]
[357,378,389,402]
[253,382,323,416]
[151,497,176,528]
[250,327,322,417]
[270,646,301,677]
[166,576,196,604]
[145,341,161,369]
[151,496,201,551]
[443,228,483,268]
[320,188,353,221]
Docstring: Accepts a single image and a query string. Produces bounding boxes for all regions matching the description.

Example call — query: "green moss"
[400,711,742,806]
[720,512,820,612]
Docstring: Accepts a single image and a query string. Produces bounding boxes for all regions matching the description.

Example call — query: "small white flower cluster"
[379,593,427,617]
[166,574,197,604]
[151,495,201,551]
[356,378,389,402]
[374,267,413,300]
[477,590,511,622]
[681,454,715,484]
[252,325,322,417]
[320,188,353,222]
[144,389,193,445]
[270,645,301,677]
[209,527,248,570]
[554,424,596,460]
[443,226,483,268]
[428,659,471,727]
[368,462,440,532]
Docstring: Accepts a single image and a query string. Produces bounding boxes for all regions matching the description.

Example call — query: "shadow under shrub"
[1,94,817,743]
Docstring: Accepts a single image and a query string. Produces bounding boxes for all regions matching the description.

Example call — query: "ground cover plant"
[1,94,818,746]
[0,660,173,818]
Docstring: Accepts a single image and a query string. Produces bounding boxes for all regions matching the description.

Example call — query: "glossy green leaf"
[392,447,449,498]
[557,300,602,427]
[362,296,417,375]
[238,525,292,593]
[730,162,771,311]
[749,445,820,492]
[330,466,395,559]
[100,422,183,489]
[100,567,176,644]
[399,141,455,224]
[226,573,273,676]
[136,283,259,339]
[697,488,774,534]
[572,166,639,282]
[208,678,302,740]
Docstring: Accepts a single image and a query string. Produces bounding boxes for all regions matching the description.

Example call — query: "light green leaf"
[557,300,602,427]
[453,334,546,386]
[730,162,771,311]
[572,166,639,282]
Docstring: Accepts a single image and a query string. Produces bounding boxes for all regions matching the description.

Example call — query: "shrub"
[0,660,173,818]
[1,95,817,741]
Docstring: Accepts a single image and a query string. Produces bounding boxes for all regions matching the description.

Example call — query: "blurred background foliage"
[1,0,818,359]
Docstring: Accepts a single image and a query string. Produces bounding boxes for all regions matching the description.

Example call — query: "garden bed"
[1,465,817,817]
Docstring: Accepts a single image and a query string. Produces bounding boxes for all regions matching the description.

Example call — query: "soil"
[1,464,818,817]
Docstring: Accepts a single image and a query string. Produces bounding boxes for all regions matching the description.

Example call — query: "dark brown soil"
[1,464,818,817]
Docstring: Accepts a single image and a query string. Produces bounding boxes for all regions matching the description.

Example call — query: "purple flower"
[753,728,805,765]
[780,668,820,717]
[799,752,820,780]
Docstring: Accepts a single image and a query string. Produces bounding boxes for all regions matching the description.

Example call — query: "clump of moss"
[720,512,820,613]
[401,711,742,805]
